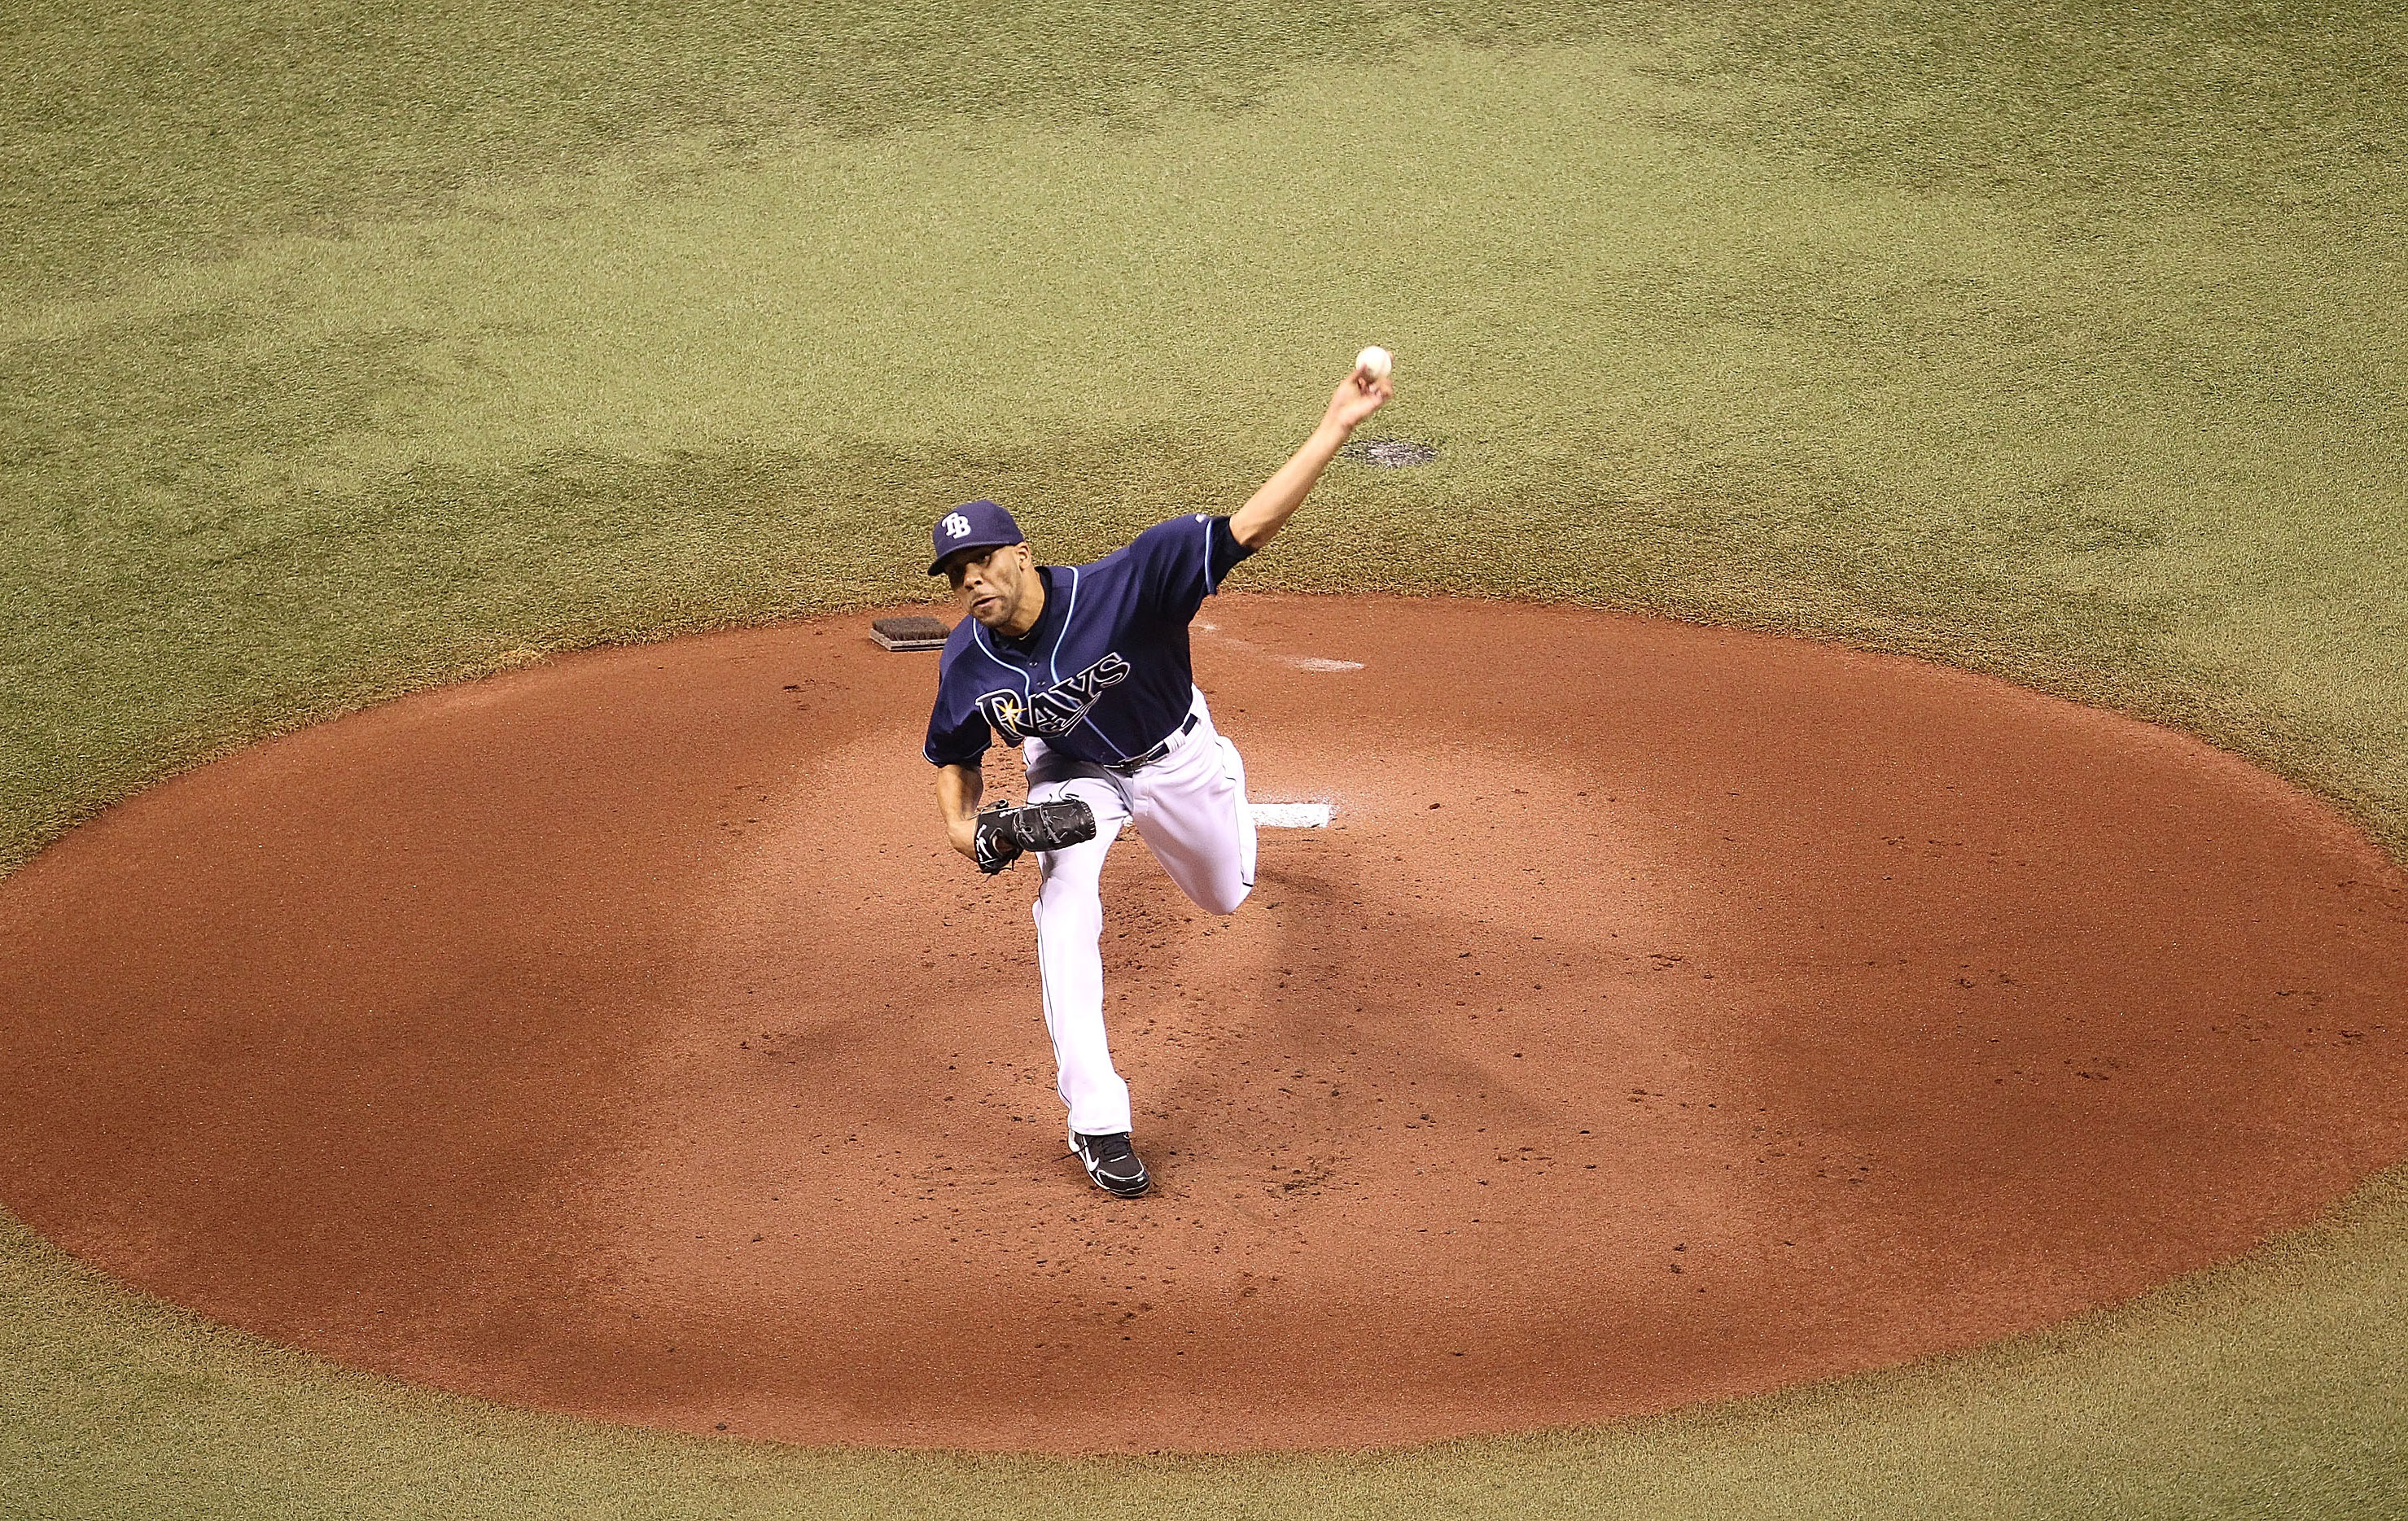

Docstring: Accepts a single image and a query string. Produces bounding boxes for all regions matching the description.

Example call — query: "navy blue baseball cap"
[927,499,1025,575]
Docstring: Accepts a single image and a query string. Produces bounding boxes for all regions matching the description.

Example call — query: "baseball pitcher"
[923,354,1394,1196]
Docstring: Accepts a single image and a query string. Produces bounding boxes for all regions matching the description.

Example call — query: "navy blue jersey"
[924,514,1254,767]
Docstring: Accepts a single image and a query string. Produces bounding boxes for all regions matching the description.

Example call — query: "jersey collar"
[992,565,1063,658]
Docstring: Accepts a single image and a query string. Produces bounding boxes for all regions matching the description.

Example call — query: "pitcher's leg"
[1219,733,1257,891]
[1027,776,1134,1137]
[1132,718,1254,916]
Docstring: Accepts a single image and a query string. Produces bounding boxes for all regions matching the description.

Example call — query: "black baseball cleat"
[1070,1130,1150,1198]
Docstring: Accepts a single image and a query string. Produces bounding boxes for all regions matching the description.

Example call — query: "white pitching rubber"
[1250,802,1333,828]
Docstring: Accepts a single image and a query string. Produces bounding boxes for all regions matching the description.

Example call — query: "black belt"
[1102,713,1198,776]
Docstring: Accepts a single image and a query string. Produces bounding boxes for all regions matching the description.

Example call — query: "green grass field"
[4,2,2406,1514]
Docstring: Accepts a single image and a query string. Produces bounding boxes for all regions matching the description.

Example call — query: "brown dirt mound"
[2,594,2405,1454]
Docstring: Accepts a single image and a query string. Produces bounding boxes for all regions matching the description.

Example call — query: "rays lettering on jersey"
[978,653,1133,742]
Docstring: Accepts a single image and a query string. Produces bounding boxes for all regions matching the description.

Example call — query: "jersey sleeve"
[923,642,994,767]
[924,703,990,767]
[1132,514,1255,624]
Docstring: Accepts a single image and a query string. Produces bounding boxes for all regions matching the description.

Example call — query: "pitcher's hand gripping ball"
[974,797,1099,874]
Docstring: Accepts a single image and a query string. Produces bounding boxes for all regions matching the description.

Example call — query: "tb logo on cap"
[926,499,1024,575]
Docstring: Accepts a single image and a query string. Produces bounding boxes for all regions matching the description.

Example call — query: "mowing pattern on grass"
[2,2,2406,1516]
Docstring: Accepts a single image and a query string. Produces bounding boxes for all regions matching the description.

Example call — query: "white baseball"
[1355,345,1393,382]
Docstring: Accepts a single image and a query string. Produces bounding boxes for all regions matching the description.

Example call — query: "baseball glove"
[973,797,1099,874]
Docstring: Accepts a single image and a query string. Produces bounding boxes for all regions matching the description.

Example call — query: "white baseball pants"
[1022,691,1256,1139]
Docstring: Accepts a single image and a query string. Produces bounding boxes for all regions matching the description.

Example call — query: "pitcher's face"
[944,542,1035,631]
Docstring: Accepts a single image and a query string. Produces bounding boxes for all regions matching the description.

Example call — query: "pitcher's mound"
[3,595,2406,1453]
